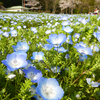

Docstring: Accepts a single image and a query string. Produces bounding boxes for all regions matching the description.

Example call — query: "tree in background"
[95,0,100,11]
[59,0,81,14]
[25,0,42,11]
[1,0,100,14]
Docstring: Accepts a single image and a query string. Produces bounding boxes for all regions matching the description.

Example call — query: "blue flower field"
[0,12,100,99]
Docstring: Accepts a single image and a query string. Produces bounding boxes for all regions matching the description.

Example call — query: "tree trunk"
[52,0,56,14]
[71,8,73,14]
[66,8,67,14]
[45,0,48,12]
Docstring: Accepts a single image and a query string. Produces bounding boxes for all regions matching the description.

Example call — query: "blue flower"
[65,54,69,59]
[93,31,100,42]
[54,47,68,53]
[2,27,7,30]
[17,26,22,29]
[31,27,37,33]
[25,60,34,69]
[2,32,9,37]
[79,54,87,61]
[66,35,73,44]
[61,21,70,26]
[2,52,28,71]
[46,34,66,47]
[31,52,44,61]
[12,42,29,52]
[23,66,42,83]
[10,30,17,37]
[45,30,51,34]
[75,46,93,56]
[23,25,26,28]
[43,44,54,50]
[36,77,64,100]
[46,66,60,73]
[10,27,14,30]
[90,44,99,52]
[63,26,73,33]
[12,50,27,58]
[73,33,80,39]
[86,78,100,87]
[80,18,89,25]
[29,85,36,95]
[74,42,86,48]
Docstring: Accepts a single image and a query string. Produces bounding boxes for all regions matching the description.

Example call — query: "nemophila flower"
[76,94,80,99]
[2,27,7,30]
[36,77,64,100]
[17,26,22,29]
[25,60,35,69]
[10,21,14,24]
[2,52,28,71]
[10,27,14,30]
[36,42,43,47]
[54,47,68,53]
[45,30,51,34]
[60,16,68,20]
[12,42,29,52]
[31,27,37,33]
[12,50,27,58]
[61,21,70,26]
[52,28,55,32]
[86,78,100,87]
[2,32,9,37]
[13,22,17,25]
[46,66,60,73]
[65,54,69,59]
[82,37,86,40]
[54,22,60,26]
[79,53,87,61]
[74,21,80,25]
[46,34,66,47]
[0,25,2,28]
[66,35,73,44]
[19,69,23,74]
[73,33,80,39]
[98,26,100,31]
[23,66,42,83]
[29,85,36,95]
[63,26,73,33]
[93,31,100,42]
[23,25,26,28]
[74,42,86,48]
[10,30,17,37]
[43,44,54,50]
[8,74,16,79]
[90,44,99,52]
[80,18,89,25]
[75,46,93,56]
[31,52,44,61]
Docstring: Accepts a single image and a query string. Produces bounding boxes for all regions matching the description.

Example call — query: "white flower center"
[27,72,37,80]
[22,46,27,50]
[80,50,85,53]
[41,84,56,99]
[11,59,20,68]
[53,37,60,45]
[35,55,42,61]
